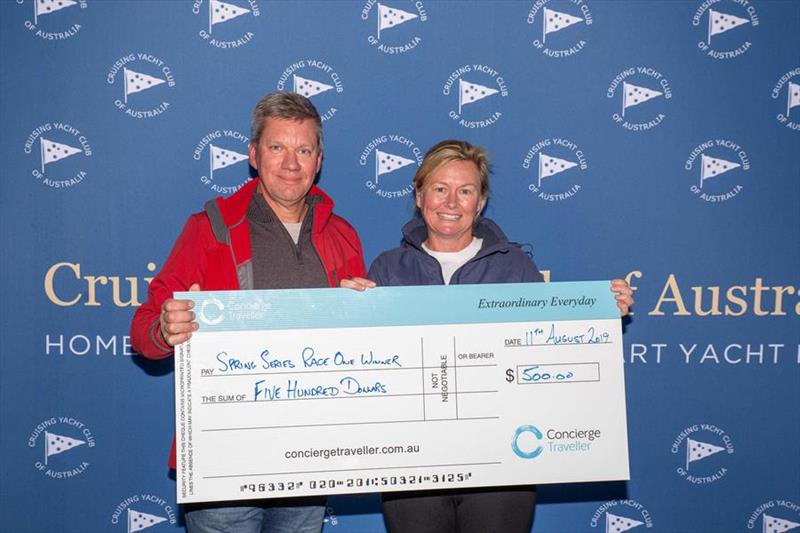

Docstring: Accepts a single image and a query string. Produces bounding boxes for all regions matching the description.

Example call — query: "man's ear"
[248,143,257,168]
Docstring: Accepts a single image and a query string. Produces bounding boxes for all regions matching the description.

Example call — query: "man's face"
[249,117,322,220]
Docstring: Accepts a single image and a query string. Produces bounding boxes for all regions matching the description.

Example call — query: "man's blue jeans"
[184,498,326,533]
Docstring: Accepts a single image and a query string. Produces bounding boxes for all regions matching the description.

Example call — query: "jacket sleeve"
[130,214,209,359]
[330,216,367,282]
[344,231,367,280]
[366,253,390,287]
[520,254,545,283]
[502,245,545,283]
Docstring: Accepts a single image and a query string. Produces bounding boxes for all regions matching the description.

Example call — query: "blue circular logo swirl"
[512,424,544,459]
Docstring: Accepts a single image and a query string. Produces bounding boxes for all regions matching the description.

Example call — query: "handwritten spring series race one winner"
[174,281,630,503]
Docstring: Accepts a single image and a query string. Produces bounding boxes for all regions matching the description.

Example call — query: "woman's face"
[416,159,484,252]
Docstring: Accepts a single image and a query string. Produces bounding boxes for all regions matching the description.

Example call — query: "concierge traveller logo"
[747,500,800,532]
[511,424,601,459]
[18,0,87,41]
[111,493,177,532]
[276,59,344,122]
[590,500,654,531]
[607,67,672,132]
[359,134,422,199]
[107,53,176,119]
[511,425,543,458]
[773,68,800,132]
[361,1,427,55]
[522,137,587,202]
[197,297,226,326]
[443,64,509,129]
[194,0,259,49]
[24,122,92,188]
[671,423,734,484]
[685,139,749,203]
[28,416,96,479]
[526,0,592,58]
[692,0,758,60]
[194,129,250,194]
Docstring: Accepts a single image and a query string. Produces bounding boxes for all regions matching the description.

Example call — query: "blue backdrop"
[1,1,798,532]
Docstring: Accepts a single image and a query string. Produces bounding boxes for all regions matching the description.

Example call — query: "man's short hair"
[413,139,490,199]
[250,92,323,149]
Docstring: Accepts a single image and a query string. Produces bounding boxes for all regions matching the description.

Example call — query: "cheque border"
[176,280,618,332]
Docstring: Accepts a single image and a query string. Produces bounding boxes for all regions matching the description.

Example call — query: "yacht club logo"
[671,423,734,483]
[773,68,800,132]
[523,137,587,202]
[28,416,96,479]
[747,500,800,532]
[194,129,250,194]
[276,59,344,122]
[24,122,92,188]
[18,0,87,41]
[527,0,592,57]
[111,494,177,532]
[607,67,672,131]
[590,500,654,532]
[195,0,259,49]
[693,0,758,60]
[323,505,339,527]
[359,134,422,200]
[362,1,427,55]
[685,139,749,203]
[107,53,176,119]
[443,64,508,129]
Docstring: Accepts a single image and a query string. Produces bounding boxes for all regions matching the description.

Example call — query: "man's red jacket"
[130,178,366,466]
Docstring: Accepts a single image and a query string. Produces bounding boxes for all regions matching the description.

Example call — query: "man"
[131,92,366,532]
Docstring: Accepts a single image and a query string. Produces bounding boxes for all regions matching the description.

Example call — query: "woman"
[343,140,633,533]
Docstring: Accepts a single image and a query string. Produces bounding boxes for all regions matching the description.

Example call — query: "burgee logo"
[111,493,177,532]
[590,500,654,532]
[747,500,800,532]
[18,0,87,41]
[685,139,749,203]
[28,416,96,479]
[607,67,672,131]
[107,53,176,119]
[693,0,758,60]
[276,59,344,122]
[359,134,422,199]
[443,64,508,129]
[24,122,92,188]
[194,129,250,194]
[362,1,427,55]
[523,137,587,202]
[773,68,800,132]
[195,0,259,49]
[527,0,593,58]
[323,505,339,527]
[671,423,734,484]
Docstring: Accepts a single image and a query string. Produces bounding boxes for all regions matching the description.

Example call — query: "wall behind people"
[1,1,798,531]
